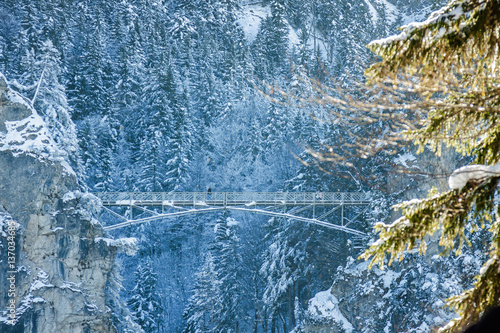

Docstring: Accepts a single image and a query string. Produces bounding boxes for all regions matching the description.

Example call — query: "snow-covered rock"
[0,73,73,175]
[0,73,121,332]
[307,290,353,333]
[95,237,138,256]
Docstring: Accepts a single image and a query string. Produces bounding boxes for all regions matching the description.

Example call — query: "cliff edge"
[0,73,123,332]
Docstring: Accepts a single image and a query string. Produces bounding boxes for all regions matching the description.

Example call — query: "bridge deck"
[93,192,370,207]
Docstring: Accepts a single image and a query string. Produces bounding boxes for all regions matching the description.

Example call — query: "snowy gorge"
[0,0,487,332]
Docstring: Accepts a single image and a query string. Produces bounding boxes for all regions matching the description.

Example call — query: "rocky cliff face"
[0,73,128,332]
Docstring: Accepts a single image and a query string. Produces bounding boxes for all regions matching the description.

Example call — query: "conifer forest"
[2,0,499,332]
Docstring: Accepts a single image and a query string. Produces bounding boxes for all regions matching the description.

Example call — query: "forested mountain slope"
[0,0,466,332]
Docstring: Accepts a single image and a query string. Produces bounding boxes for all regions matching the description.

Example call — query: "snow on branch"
[369,0,465,47]
[448,163,500,190]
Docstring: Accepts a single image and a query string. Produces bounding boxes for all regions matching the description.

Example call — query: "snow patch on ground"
[375,0,398,25]
[415,321,430,332]
[381,269,400,289]
[32,297,45,303]
[237,4,303,50]
[308,290,353,333]
[343,257,370,276]
[62,191,77,202]
[61,281,83,293]
[363,0,399,26]
[237,4,270,43]
[29,280,54,292]
[394,152,417,168]
[364,0,379,25]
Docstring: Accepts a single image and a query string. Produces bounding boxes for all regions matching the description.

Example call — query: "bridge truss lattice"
[94,192,371,237]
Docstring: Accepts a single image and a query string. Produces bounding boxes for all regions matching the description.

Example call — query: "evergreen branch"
[440,219,500,332]
[360,176,499,270]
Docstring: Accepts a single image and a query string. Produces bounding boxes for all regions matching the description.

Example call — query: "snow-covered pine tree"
[316,0,373,78]
[165,86,193,191]
[183,252,220,333]
[192,65,221,151]
[138,53,175,192]
[113,12,146,161]
[112,125,136,192]
[67,17,113,120]
[167,0,196,72]
[78,119,99,186]
[11,1,44,92]
[138,128,166,193]
[209,212,243,332]
[0,1,24,77]
[184,212,243,333]
[93,116,118,191]
[262,102,295,181]
[263,0,289,73]
[128,260,164,333]
[359,0,500,331]
[245,116,265,162]
[263,103,287,153]
[33,39,80,169]
[19,1,42,56]
[252,0,289,78]
[260,211,342,333]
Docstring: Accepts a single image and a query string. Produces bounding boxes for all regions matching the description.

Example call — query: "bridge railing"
[93,192,371,206]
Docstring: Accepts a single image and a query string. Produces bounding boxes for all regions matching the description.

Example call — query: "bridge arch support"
[93,192,371,237]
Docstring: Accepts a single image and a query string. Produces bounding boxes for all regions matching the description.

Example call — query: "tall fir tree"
[33,39,80,169]
[67,17,113,120]
[78,119,99,186]
[210,212,243,333]
[93,115,118,191]
[183,252,220,333]
[138,52,176,192]
[165,86,194,191]
[129,260,164,333]
[253,0,289,76]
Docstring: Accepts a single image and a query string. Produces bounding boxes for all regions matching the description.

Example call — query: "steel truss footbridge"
[94,191,371,237]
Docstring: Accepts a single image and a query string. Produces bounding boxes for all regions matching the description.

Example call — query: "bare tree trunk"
[279,311,287,333]
[263,308,268,333]
[254,308,258,333]
[288,287,292,330]
[292,282,296,327]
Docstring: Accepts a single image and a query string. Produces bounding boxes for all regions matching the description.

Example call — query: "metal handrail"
[92,191,370,206]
